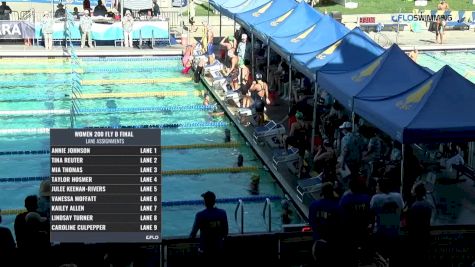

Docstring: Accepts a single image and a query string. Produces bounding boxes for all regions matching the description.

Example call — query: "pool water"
[418,51,475,83]
[0,57,295,237]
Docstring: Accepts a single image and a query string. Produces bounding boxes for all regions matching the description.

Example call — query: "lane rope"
[80,77,190,85]
[0,122,229,135]
[0,105,216,116]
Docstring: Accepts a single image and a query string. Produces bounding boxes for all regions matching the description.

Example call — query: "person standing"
[80,9,93,48]
[435,16,446,44]
[190,191,228,267]
[0,210,16,261]
[0,2,12,20]
[41,11,54,50]
[83,0,91,12]
[152,0,160,17]
[54,3,66,19]
[407,183,433,265]
[237,34,248,65]
[122,10,134,48]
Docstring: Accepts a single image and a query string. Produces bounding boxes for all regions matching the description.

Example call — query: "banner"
[0,21,34,39]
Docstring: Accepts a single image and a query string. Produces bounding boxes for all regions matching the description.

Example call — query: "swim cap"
[228,35,234,41]
[295,111,304,120]
[255,73,263,81]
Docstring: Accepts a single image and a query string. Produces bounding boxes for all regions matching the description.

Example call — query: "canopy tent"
[290,27,384,80]
[217,0,273,19]
[234,0,298,32]
[213,0,252,18]
[252,1,322,44]
[317,44,431,110]
[269,15,349,61]
[354,66,475,144]
[124,0,152,10]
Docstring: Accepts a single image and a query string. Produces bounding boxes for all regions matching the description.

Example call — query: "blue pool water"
[418,50,475,83]
[0,57,294,237]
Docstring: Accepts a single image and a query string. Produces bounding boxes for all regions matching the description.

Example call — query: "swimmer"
[248,174,260,195]
[203,94,210,106]
[236,154,244,167]
[409,47,418,62]
[281,199,293,224]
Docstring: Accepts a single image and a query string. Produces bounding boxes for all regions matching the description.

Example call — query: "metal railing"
[234,199,244,234]
[262,198,272,233]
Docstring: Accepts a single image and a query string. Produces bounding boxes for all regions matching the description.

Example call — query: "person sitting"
[54,3,66,18]
[0,210,16,261]
[409,47,418,62]
[437,0,449,11]
[93,0,107,17]
[0,1,12,20]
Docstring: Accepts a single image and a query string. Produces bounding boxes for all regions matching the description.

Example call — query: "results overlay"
[50,129,161,243]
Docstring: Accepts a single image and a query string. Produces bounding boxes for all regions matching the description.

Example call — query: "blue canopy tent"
[269,15,349,62]
[317,44,431,110]
[234,0,298,32]
[219,0,272,19]
[354,66,475,144]
[291,27,384,81]
[252,1,323,44]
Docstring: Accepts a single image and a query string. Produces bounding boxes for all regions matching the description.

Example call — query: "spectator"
[73,7,80,20]
[370,178,404,263]
[37,179,51,218]
[14,195,38,250]
[402,146,423,203]
[339,121,362,182]
[284,111,308,177]
[41,11,54,50]
[309,182,340,242]
[437,0,449,11]
[0,209,16,260]
[152,0,160,17]
[407,183,433,265]
[93,0,107,17]
[339,178,372,265]
[313,139,337,182]
[236,34,248,65]
[122,10,134,48]
[83,0,91,11]
[0,1,12,20]
[80,10,94,48]
[54,3,66,19]
[190,191,228,267]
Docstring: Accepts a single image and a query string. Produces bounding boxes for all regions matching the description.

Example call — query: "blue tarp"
[234,0,298,32]
[317,44,430,110]
[218,0,272,19]
[252,1,322,44]
[354,66,475,143]
[290,27,384,80]
[269,15,349,61]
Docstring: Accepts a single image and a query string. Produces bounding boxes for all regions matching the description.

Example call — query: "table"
[35,20,169,42]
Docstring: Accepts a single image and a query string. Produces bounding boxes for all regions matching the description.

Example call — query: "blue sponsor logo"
[391,14,453,22]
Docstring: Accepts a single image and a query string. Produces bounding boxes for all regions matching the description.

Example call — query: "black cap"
[201,191,216,202]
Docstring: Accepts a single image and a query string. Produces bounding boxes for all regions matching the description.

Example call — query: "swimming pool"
[0,56,295,237]
[418,51,475,83]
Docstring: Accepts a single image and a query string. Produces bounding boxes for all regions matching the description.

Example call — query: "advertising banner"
[0,21,34,39]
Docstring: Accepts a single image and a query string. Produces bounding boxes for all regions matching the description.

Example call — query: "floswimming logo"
[252,1,272,17]
[391,14,453,22]
[270,9,293,26]
[396,79,433,110]
[352,57,382,82]
[316,40,343,60]
[291,25,316,43]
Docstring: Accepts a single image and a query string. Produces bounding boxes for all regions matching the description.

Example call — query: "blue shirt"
[308,198,340,241]
[339,191,372,238]
[190,207,228,252]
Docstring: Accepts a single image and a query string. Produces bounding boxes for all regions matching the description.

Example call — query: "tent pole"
[266,45,270,83]
[288,58,292,112]
[219,13,222,38]
[233,21,236,34]
[469,142,475,169]
[400,144,405,195]
[251,33,255,77]
[121,0,124,19]
[207,0,210,25]
[311,81,319,154]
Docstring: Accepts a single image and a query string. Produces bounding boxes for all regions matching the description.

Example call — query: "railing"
[234,199,244,234]
[262,198,272,233]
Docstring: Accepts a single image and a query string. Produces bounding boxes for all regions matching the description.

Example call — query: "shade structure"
[354,66,475,143]
[317,44,431,110]
[269,15,349,61]
[234,0,298,32]
[290,27,384,80]
[251,1,323,44]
